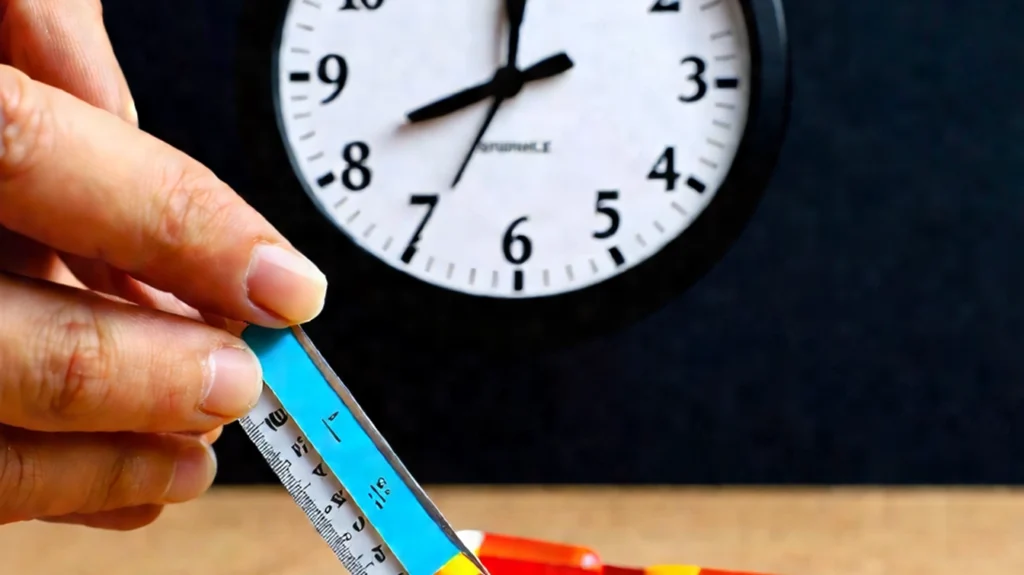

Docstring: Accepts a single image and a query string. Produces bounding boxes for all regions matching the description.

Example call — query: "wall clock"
[236,0,790,355]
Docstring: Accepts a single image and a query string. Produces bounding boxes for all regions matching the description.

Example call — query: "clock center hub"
[493,66,526,99]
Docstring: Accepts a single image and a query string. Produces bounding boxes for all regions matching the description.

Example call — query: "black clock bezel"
[235,0,791,356]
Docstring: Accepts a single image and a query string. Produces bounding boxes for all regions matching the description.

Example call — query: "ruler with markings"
[238,325,488,575]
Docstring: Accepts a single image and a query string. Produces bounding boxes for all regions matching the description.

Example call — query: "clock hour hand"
[406,82,496,124]
[405,53,574,124]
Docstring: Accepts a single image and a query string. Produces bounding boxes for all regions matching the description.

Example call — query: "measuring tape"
[238,325,488,575]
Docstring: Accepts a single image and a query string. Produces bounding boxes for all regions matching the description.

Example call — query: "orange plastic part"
[480,556,602,575]
[474,532,602,571]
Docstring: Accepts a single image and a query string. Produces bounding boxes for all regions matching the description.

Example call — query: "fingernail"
[164,441,217,503]
[246,243,327,324]
[201,346,263,417]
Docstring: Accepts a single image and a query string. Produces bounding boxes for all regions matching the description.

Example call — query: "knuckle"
[34,303,117,421]
[92,448,136,510]
[0,433,38,521]
[147,162,236,256]
[90,440,174,511]
[0,65,52,181]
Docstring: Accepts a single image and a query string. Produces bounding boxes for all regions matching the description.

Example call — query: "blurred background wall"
[102,0,1024,484]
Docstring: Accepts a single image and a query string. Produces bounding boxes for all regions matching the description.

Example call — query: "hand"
[406,53,575,124]
[0,0,328,531]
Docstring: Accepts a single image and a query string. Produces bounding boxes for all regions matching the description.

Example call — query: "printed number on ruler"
[240,388,404,575]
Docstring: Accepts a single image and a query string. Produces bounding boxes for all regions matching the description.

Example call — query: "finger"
[0,226,85,287]
[201,426,223,445]
[0,66,327,326]
[60,253,204,322]
[0,427,213,523]
[177,426,224,445]
[0,273,263,433]
[0,0,136,123]
[39,504,164,531]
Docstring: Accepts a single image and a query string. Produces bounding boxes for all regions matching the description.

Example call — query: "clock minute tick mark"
[589,259,599,274]
[334,196,348,209]
[469,268,477,286]
[446,263,455,280]
[491,271,499,289]
[317,172,335,188]
[363,224,376,238]
[636,234,648,248]
[296,23,314,31]
[346,210,361,224]
[671,202,688,216]
[687,176,708,193]
[382,237,393,252]
[608,247,626,267]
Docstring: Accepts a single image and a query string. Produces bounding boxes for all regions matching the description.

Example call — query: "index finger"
[0,0,135,123]
[0,66,327,326]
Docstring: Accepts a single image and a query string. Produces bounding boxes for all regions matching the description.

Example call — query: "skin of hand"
[0,0,328,531]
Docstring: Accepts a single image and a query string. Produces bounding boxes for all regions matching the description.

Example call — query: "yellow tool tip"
[438,551,489,575]
[646,566,703,575]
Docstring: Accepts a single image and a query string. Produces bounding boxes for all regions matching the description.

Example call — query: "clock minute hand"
[505,0,528,68]
[405,53,574,124]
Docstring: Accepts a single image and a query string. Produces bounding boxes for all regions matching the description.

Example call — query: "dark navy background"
[103,1,1024,484]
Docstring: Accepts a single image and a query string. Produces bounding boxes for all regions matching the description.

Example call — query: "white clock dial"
[275,0,752,298]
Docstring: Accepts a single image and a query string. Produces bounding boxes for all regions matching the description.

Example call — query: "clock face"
[273,0,753,299]
[237,0,788,352]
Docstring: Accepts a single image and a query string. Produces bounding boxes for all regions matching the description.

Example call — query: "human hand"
[0,0,328,530]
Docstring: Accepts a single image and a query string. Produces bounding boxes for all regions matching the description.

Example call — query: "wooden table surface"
[4,486,1024,574]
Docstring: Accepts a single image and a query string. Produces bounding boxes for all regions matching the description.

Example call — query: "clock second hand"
[450,93,507,188]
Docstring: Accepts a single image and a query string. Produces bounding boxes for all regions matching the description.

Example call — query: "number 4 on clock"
[648,147,681,191]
